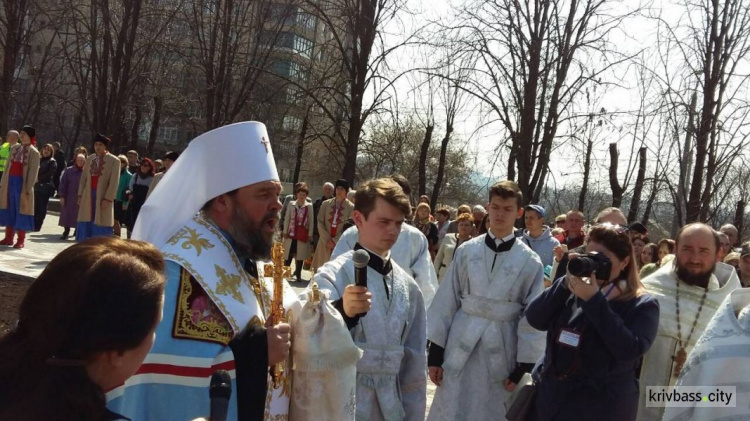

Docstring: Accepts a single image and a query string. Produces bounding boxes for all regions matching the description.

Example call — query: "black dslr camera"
[568,251,612,280]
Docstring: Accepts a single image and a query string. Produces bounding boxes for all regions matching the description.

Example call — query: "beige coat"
[282,200,314,261]
[311,197,354,270]
[0,144,40,215]
[146,171,165,199]
[77,153,120,226]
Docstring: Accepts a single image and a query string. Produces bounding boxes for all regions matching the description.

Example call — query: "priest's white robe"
[332,224,438,309]
[314,251,427,421]
[426,235,546,421]
[638,262,740,421]
[663,288,750,421]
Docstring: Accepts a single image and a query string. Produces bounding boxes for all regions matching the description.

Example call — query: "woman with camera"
[524,223,660,421]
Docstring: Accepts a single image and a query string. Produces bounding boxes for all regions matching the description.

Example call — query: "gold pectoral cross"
[673,347,687,377]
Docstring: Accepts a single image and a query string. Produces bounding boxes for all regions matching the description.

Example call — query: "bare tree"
[295,0,415,183]
[0,0,31,133]
[675,0,750,222]
[442,0,640,204]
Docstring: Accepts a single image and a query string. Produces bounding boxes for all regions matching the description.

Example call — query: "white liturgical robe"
[314,251,427,421]
[332,224,438,309]
[637,262,739,421]
[662,288,750,421]
[426,235,545,420]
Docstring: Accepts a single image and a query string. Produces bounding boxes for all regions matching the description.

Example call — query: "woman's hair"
[457,204,472,215]
[658,238,676,254]
[456,212,473,225]
[478,214,489,235]
[0,237,165,420]
[642,243,659,265]
[586,223,645,301]
[139,157,156,177]
[414,202,431,220]
[74,146,88,156]
[295,182,309,195]
[117,154,129,167]
[41,144,54,157]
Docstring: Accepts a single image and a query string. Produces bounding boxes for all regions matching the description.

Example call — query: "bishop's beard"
[227,207,275,261]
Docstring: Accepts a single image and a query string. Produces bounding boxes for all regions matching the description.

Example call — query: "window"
[286,85,301,105]
[269,4,293,24]
[270,59,307,81]
[158,126,179,143]
[293,35,313,58]
[271,59,291,77]
[283,116,302,131]
[289,61,308,81]
[278,167,294,183]
[295,10,316,31]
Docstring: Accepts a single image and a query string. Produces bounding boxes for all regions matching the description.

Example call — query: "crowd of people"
[0,127,179,247]
[0,121,749,421]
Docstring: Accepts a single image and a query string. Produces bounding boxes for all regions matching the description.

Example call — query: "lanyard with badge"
[553,283,617,379]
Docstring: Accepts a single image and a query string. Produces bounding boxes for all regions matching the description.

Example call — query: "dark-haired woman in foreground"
[525,223,660,421]
[0,237,165,420]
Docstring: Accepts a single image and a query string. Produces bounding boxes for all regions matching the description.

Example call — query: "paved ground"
[0,211,436,412]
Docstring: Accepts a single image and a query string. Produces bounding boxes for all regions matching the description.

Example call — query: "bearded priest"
[637,223,740,420]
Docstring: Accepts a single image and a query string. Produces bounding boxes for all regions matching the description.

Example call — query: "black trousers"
[34,183,53,231]
[284,240,304,280]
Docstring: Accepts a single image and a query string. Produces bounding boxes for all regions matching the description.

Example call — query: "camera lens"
[568,257,596,277]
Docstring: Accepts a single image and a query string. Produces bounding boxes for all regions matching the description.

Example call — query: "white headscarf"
[132,122,279,248]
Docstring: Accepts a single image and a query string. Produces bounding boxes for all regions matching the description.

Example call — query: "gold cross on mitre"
[260,136,270,154]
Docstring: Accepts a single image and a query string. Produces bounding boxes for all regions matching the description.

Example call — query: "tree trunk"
[608,143,623,208]
[641,174,659,227]
[293,113,309,184]
[418,122,434,198]
[507,142,516,181]
[686,2,725,223]
[341,115,361,184]
[430,124,453,210]
[0,0,28,134]
[578,140,593,211]
[699,126,719,222]
[146,96,163,156]
[734,200,745,247]
[672,92,697,236]
[627,147,647,223]
[129,103,142,150]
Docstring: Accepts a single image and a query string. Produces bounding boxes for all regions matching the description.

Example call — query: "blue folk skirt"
[0,175,35,231]
[76,188,113,241]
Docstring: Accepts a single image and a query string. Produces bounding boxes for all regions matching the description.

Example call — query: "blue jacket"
[522,226,560,267]
[525,277,660,421]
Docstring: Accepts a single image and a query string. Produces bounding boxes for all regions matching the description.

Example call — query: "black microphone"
[209,369,232,421]
[353,249,370,316]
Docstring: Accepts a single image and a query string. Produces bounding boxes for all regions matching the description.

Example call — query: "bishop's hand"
[342,284,371,317]
[266,320,291,366]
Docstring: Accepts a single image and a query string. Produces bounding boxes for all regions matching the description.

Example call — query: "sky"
[365,0,749,193]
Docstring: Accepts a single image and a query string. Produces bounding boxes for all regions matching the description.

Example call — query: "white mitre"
[132,122,279,247]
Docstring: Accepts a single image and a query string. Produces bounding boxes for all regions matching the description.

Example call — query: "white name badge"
[557,329,581,348]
